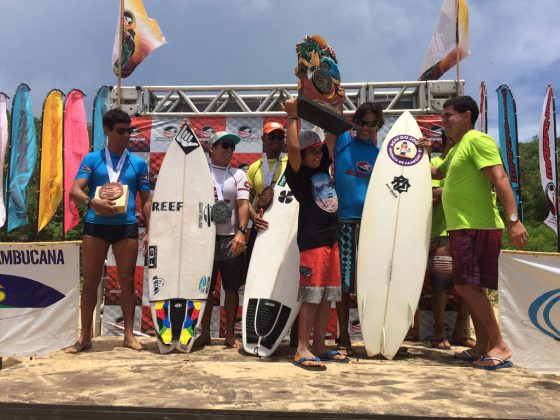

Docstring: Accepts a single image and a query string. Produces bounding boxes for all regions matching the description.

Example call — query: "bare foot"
[122,338,145,351]
[432,337,452,350]
[64,341,92,354]
[224,336,242,349]
[450,337,477,348]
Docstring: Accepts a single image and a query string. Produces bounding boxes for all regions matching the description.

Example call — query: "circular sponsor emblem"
[386,134,423,166]
[200,126,216,138]
[99,182,124,200]
[163,125,179,138]
[238,126,252,138]
[356,161,372,173]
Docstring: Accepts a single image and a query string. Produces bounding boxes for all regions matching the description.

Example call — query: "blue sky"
[1,0,559,142]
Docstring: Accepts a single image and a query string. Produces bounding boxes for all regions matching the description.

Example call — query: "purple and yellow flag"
[419,0,469,81]
[6,83,37,233]
[496,84,523,221]
[37,89,64,232]
[112,0,166,78]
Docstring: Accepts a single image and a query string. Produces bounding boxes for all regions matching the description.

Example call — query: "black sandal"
[336,338,354,356]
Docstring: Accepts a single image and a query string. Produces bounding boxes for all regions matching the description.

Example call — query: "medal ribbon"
[261,153,284,188]
[210,165,229,201]
[105,148,128,183]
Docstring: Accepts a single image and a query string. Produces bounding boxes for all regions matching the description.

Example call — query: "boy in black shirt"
[282,98,347,370]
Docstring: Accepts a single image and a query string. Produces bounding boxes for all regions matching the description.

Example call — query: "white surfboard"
[357,111,432,359]
[242,171,301,357]
[148,123,216,354]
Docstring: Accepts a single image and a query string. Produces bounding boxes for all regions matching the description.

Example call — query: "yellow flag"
[38,89,64,232]
[112,0,166,78]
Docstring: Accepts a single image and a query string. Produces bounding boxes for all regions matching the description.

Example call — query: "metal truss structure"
[112,80,464,118]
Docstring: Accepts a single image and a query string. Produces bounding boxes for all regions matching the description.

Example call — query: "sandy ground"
[1,337,559,419]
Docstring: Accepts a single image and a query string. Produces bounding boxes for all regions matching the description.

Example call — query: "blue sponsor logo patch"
[527,288,560,340]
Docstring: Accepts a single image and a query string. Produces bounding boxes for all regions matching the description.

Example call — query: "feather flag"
[0,93,9,228]
[6,83,37,233]
[538,85,558,239]
[419,0,469,81]
[63,89,89,234]
[37,90,64,232]
[496,84,523,221]
[93,86,110,151]
[111,0,166,78]
[478,81,487,133]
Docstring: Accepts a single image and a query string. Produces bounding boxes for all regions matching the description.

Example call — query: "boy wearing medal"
[66,108,151,353]
[197,131,251,349]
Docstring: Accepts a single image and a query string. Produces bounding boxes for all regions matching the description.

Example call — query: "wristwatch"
[84,197,92,208]
[238,226,248,235]
[507,214,519,223]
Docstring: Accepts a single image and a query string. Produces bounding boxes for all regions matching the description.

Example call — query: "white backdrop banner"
[499,250,560,374]
[0,242,80,357]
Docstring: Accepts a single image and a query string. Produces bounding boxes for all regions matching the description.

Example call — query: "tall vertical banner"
[0,242,80,357]
[538,85,559,242]
[478,81,487,133]
[63,89,89,234]
[418,0,469,81]
[37,90,64,232]
[92,86,110,151]
[6,83,37,233]
[111,0,166,78]
[496,85,523,221]
[0,93,9,228]
[499,251,560,374]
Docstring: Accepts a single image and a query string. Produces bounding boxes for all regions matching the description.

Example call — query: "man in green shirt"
[423,96,528,370]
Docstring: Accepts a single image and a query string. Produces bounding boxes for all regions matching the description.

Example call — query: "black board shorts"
[83,222,139,245]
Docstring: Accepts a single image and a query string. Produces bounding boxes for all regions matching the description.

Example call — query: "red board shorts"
[298,243,342,304]
[448,229,502,290]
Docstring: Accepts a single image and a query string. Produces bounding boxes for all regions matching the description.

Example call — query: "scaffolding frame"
[111,80,464,117]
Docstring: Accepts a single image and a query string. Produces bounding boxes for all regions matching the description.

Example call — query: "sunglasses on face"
[218,142,235,151]
[114,127,134,135]
[354,120,379,128]
[267,133,285,141]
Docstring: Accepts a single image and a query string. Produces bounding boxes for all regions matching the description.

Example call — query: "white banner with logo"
[499,250,560,374]
[0,242,80,357]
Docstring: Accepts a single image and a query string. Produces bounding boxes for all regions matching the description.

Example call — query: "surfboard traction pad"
[152,299,204,353]
[295,34,352,135]
[245,298,292,353]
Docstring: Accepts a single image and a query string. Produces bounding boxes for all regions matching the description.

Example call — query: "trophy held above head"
[295,34,353,135]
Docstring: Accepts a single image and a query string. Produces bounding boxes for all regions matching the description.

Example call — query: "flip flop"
[473,356,513,371]
[453,349,479,361]
[292,357,327,371]
[318,350,350,363]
